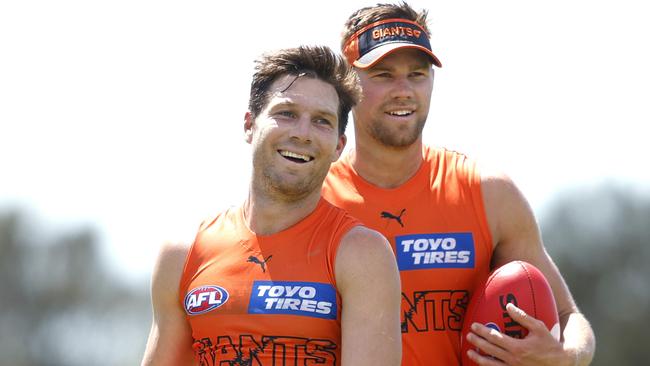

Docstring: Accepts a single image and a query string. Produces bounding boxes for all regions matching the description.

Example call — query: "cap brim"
[352,43,442,69]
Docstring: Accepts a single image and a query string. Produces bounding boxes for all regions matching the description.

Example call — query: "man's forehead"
[267,97,339,118]
[266,76,339,115]
[267,74,301,93]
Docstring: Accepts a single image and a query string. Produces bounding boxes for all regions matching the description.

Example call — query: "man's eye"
[374,73,392,78]
[315,118,333,126]
[278,111,296,118]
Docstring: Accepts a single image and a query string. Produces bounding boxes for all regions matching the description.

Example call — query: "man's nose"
[290,115,312,143]
[389,77,415,99]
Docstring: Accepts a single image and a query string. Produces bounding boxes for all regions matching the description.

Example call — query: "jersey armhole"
[177,216,219,310]
[469,161,494,256]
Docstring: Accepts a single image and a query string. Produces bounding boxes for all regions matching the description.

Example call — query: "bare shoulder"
[156,241,192,268]
[335,227,402,365]
[478,163,540,258]
[335,226,397,287]
[337,226,394,263]
[479,163,523,205]
[142,241,195,366]
[151,241,192,300]
[341,225,390,247]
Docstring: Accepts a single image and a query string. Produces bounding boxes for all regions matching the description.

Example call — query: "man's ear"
[333,133,347,161]
[244,111,253,144]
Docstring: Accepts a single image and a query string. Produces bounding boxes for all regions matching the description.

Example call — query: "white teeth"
[389,110,413,116]
[279,150,312,162]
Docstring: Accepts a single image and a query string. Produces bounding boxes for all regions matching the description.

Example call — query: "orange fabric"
[179,198,359,365]
[323,146,493,365]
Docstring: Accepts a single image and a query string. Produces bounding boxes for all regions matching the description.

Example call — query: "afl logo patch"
[184,285,229,315]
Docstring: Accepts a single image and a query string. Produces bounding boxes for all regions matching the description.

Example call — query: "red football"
[460,260,560,365]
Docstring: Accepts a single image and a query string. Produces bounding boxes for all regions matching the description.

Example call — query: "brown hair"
[341,1,431,50]
[248,45,361,136]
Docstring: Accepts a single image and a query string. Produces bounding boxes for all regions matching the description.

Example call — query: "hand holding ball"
[460,261,560,365]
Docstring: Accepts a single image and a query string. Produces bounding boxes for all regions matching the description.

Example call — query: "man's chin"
[369,120,424,148]
[375,133,421,149]
[268,178,319,201]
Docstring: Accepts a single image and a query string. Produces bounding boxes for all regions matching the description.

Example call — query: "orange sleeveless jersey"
[323,146,493,365]
[179,198,359,366]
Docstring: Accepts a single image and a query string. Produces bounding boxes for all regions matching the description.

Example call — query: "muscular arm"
[141,242,196,366]
[335,226,402,366]
[476,171,595,365]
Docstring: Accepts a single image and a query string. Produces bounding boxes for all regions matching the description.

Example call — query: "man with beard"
[141,46,401,366]
[323,2,595,365]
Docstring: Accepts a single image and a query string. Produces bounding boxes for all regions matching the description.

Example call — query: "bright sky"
[1,0,649,281]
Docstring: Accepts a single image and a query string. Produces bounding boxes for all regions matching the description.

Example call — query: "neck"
[351,136,423,189]
[243,185,321,236]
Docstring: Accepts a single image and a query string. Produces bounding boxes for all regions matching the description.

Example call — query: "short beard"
[368,117,426,148]
[260,169,323,203]
[253,156,328,204]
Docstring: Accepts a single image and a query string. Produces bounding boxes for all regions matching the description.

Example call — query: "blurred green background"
[1,183,648,365]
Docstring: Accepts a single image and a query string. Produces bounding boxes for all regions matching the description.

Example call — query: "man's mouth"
[386,109,415,117]
[278,150,314,163]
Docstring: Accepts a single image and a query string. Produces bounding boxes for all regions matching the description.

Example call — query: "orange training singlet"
[179,198,359,366]
[323,146,493,366]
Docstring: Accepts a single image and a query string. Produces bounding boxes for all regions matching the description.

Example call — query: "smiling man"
[141,46,401,366]
[323,2,595,366]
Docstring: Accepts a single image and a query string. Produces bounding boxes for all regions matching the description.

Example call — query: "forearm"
[561,312,596,366]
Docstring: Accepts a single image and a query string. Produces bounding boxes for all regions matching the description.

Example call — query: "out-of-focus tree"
[3,182,648,365]
[0,209,151,366]
[540,184,650,366]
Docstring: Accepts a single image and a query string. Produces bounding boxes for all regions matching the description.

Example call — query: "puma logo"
[381,209,406,227]
[247,255,273,273]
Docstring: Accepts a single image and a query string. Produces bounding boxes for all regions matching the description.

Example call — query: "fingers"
[466,348,506,366]
[506,303,545,332]
[468,322,512,350]
[466,325,511,364]
[467,305,562,365]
